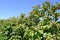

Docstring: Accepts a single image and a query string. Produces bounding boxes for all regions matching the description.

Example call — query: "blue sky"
[0,0,60,19]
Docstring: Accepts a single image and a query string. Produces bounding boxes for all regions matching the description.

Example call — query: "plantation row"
[0,1,60,40]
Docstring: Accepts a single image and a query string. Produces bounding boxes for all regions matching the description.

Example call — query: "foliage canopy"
[0,1,60,40]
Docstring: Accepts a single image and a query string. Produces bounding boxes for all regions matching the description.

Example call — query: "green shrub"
[0,1,60,40]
